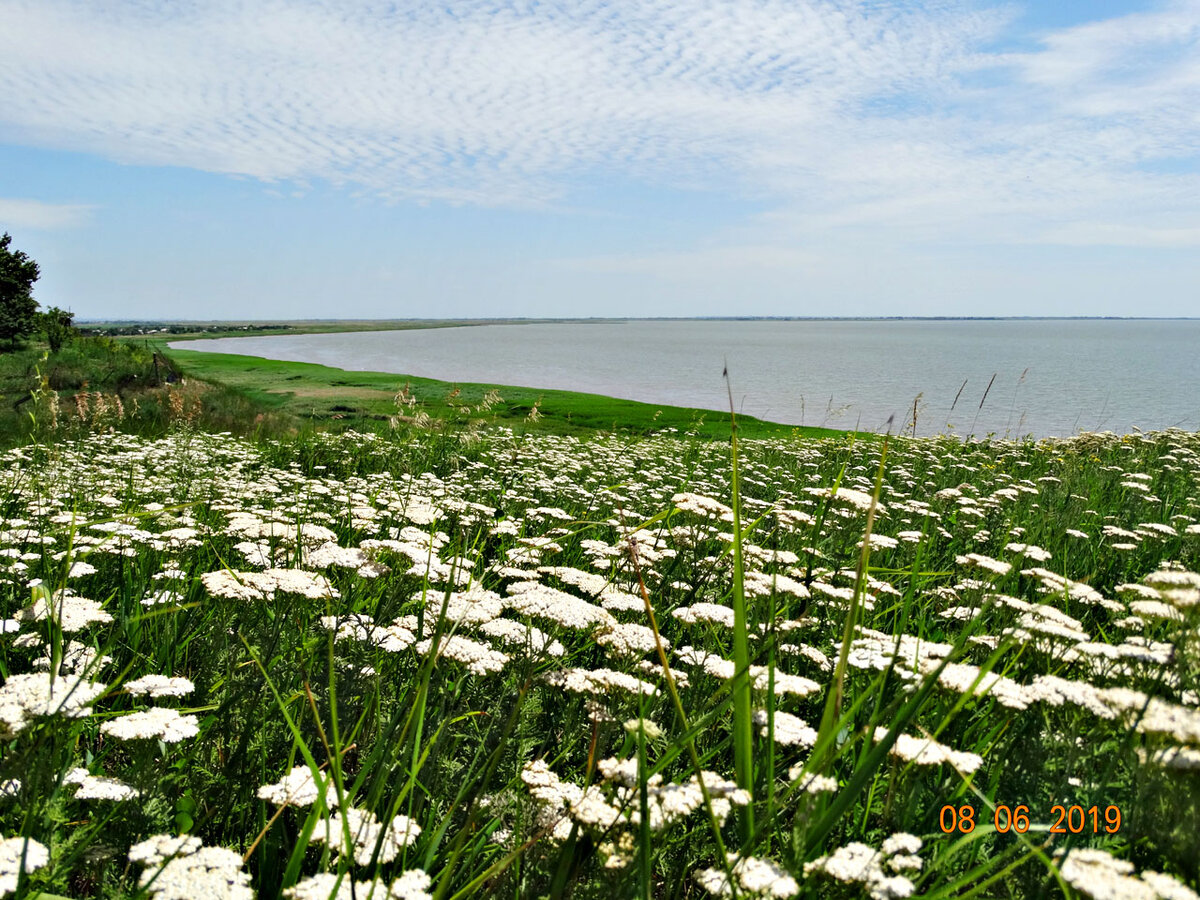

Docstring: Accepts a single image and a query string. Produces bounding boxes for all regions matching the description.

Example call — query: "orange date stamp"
[938,804,1122,835]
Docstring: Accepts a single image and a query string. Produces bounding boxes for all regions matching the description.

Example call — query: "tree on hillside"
[0,232,41,348]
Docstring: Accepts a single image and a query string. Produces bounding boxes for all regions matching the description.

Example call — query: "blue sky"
[1,0,1198,319]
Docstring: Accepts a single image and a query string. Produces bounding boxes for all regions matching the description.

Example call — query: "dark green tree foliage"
[41,305,75,352]
[0,232,41,348]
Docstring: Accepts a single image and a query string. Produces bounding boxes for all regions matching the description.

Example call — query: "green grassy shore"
[159,343,837,441]
[2,332,840,447]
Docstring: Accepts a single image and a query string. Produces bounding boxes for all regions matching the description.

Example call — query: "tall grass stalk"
[626,532,739,896]
[241,637,340,888]
[969,371,998,437]
[816,423,891,755]
[636,696,651,900]
[724,364,755,845]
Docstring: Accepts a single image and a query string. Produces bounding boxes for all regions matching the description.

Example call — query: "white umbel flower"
[389,869,434,900]
[478,618,564,657]
[594,622,666,657]
[544,667,659,697]
[1057,848,1199,900]
[695,854,799,897]
[504,583,615,629]
[284,869,432,900]
[874,728,984,774]
[787,770,838,793]
[424,585,504,626]
[0,835,50,896]
[18,591,113,632]
[128,834,203,866]
[134,844,252,899]
[257,766,336,808]
[955,553,1012,576]
[101,707,200,743]
[754,710,817,748]
[880,834,923,857]
[805,840,921,899]
[70,772,141,801]
[673,603,736,628]
[201,568,337,601]
[1005,542,1052,561]
[124,675,195,698]
[0,672,107,738]
[672,492,734,520]
[311,808,422,866]
[285,874,358,900]
[416,635,509,675]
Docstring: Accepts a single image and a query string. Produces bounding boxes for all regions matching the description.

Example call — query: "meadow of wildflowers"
[1,421,1198,898]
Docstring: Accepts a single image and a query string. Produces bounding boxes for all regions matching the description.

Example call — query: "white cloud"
[0,0,1198,251]
[0,0,1008,199]
[1039,222,1200,247]
[0,197,94,229]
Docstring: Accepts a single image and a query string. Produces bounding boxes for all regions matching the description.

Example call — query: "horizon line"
[78,315,1200,324]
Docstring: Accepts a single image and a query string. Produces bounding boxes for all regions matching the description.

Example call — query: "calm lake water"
[179,319,1200,438]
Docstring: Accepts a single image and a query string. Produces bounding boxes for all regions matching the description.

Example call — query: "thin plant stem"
[724,362,755,844]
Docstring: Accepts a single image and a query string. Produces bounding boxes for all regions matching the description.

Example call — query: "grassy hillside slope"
[2,335,842,447]
[0,338,295,447]
[159,341,837,440]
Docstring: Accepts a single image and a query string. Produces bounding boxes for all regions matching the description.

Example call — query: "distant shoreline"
[83,314,1200,341]
[83,315,1200,324]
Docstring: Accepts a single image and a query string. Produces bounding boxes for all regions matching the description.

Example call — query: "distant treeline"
[79,322,290,336]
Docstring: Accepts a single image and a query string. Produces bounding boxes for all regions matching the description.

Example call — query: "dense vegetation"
[0,338,296,448]
[0,233,44,348]
[1,403,1197,897]
[79,320,504,339]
